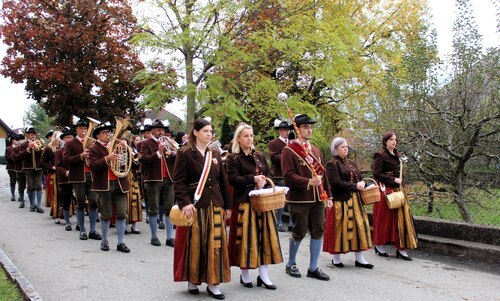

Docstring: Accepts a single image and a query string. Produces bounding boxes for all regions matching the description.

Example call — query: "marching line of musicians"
[4,114,418,300]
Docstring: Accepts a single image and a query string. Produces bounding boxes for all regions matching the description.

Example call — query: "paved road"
[0,168,499,301]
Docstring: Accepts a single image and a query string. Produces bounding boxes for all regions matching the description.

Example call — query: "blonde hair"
[231,123,253,154]
[48,131,61,152]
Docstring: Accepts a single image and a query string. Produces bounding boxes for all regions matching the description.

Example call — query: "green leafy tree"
[23,103,55,139]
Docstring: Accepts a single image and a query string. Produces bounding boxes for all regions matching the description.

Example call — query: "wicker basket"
[250,178,286,213]
[360,178,381,205]
[169,204,195,226]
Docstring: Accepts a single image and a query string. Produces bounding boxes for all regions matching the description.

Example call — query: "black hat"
[139,125,151,133]
[274,119,292,129]
[17,134,25,140]
[8,134,17,142]
[45,130,54,139]
[59,126,75,139]
[72,115,88,128]
[92,121,113,139]
[150,119,168,130]
[24,126,37,134]
[294,114,316,125]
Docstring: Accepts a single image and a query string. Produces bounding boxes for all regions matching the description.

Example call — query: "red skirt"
[372,187,418,250]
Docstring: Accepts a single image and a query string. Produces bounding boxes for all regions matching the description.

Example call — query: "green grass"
[407,185,500,226]
[0,268,23,301]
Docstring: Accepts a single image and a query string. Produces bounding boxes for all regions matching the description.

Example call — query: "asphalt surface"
[0,168,499,301]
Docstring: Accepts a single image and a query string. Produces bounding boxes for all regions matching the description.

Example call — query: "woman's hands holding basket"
[356,181,366,190]
[254,175,266,189]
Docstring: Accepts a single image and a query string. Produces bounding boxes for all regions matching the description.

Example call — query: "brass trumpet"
[208,140,228,160]
[159,136,179,157]
[32,138,45,151]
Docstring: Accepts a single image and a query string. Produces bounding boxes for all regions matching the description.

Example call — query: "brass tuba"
[109,116,133,178]
[83,117,101,149]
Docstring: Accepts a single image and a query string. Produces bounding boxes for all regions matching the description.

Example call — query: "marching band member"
[126,135,142,234]
[281,114,332,281]
[55,127,75,231]
[323,137,373,269]
[88,121,130,253]
[173,117,232,299]
[17,126,44,213]
[41,130,61,223]
[5,134,18,202]
[372,132,418,260]
[226,123,282,290]
[268,119,292,232]
[63,117,101,241]
[138,119,152,223]
[139,119,175,247]
[12,134,27,208]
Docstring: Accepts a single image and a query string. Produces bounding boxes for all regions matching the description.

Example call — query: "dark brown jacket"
[40,148,56,174]
[139,137,175,182]
[372,147,401,188]
[17,141,43,170]
[281,142,331,203]
[226,150,272,205]
[63,137,88,183]
[5,146,15,171]
[326,156,363,202]
[54,148,69,184]
[88,143,129,192]
[268,138,287,178]
[12,146,23,172]
[173,145,231,210]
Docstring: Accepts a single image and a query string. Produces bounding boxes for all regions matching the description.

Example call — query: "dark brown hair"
[188,118,211,146]
[382,131,397,147]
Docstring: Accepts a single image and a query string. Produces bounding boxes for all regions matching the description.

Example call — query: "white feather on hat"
[163,119,170,127]
[203,116,212,123]
[143,118,152,126]
[274,119,282,128]
[71,115,80,125]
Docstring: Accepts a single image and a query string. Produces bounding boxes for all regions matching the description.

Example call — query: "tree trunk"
[453,173,473,223]
[426,181,434,213]
[185,54,196,130]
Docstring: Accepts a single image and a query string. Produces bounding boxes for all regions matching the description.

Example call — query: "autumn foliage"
[1,0,144,126]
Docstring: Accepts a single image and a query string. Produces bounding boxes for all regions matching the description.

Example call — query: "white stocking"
[240,268,251,283]
[355,252,369,264]
[258,265,272,285]
[332,254,342,264]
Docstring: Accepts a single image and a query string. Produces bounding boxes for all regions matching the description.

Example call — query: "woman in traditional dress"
[372,131,418,260]
[226,123,282,289]
[126,135,142,234]
[173,118,232,300]
[41,131,61,224]
[323,137,373,268]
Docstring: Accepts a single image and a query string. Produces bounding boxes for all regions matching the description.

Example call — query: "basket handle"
[264,177,276,192]
[362,178,378,190]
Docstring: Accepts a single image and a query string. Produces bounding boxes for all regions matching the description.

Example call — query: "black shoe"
[165,238,175,247]
[36,207,44,213]
[306,268,330,281]
[124,229,130,235]
[79,232,88,240]
[277,224,287,232]
[396,250,412,261]
[240,276,253,288]
[332,259,344,268]
[355,261,374,269]
[54,219,61,224]
[188,287,199,295]
[146,216,149,224]
[158,221,166,229]
[19,202,25,209]
[89,231,102,240]
[206,287,225,300]
[30,205,36,212]
[117,243,130,253]
[151,238,161,246]
[65,224,72,231]
[101,241,109,251]
[11,197,15,202]
[130,229,141,234]
[110,224,115,228]
[374,246,389,257]
[256,276,276,290]
[285,264,301,278]
[75,224,80,231]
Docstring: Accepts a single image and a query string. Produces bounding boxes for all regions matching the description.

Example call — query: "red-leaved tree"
[1,0,144,126]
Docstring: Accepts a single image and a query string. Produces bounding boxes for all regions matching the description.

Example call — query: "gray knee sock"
[77,210,86,232]
[165,217,174,240]
[63,210,71,224]
[35,190,42,207]
[89,210,98,233]
[19,191,24,202]
[101,220,110,242]
[288,238,302,266]
[10,186,15,198]
[116,220,126,245]
[149,216,158,239]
